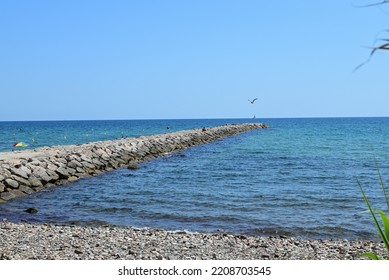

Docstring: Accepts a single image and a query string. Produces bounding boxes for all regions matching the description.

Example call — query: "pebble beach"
[0,220,386,260]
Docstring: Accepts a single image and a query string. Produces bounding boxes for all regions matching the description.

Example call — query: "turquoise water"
[1,117,389,240]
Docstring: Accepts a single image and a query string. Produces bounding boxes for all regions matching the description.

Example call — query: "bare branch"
[354,42,389,71]
[353,0,389,8]
[354,0,389,71]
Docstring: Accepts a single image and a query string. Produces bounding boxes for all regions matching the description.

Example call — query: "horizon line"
[1,115,389,122]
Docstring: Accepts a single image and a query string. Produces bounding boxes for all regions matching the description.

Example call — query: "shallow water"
[1,117,389,240]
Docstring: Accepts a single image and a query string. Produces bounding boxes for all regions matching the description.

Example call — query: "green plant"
[357,167,389,259]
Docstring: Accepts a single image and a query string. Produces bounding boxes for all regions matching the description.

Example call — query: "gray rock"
[66,167,76,174]
[0,191,16,201]
[46,162,59,172]
[8,189,27,198]
[20,165,32,176]
[91,159,104,167]
[19,185,35,195]
[1,168,12,178]
[76,167,86,173]
[32,169,52,184]
[10,167,29,179]
[80,155,93,163]
[68,176,78,182]
[80,161,95,169]
[4,179,19,189]
[11,175,31,187]
[28,177,44,188]
[46,169,59,181]
[54,157,67,164]
[56,167,70,179]
[68,160,82,169]
[29,159,43,166]
[127,162,139,170]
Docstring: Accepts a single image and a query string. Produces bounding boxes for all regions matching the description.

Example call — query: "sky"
[1,0,389,121]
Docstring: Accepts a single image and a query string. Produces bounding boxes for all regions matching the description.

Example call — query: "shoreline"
[0,220,386,260]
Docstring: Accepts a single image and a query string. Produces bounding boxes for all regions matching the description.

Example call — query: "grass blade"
[375,161,389,211]
[361,252,380,260]
[376,210,389,246]
[357,179,389,254]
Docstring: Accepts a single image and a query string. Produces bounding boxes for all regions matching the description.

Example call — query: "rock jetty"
[0,123,267,202]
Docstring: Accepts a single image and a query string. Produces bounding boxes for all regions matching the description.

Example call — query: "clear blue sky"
[1,0,388,121]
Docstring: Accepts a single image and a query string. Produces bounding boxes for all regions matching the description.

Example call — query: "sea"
[1,117,389,240]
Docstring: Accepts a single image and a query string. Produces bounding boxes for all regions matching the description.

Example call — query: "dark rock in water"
[127,162,139,170]
[25,208,38,214]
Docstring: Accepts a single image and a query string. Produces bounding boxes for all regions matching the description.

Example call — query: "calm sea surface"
[1,118,389,240]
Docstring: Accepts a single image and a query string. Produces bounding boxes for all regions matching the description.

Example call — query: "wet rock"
[0,191,16,201]
[8,189,26,198]
[25,208,38,214]
[19,185,35,195]
[68,176,78,182]
[127,162,139,170]
[28,177,43,188]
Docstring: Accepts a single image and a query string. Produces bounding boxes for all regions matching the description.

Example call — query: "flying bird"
[248,98,258,104]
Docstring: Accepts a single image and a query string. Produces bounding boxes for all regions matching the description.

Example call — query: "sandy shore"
[0,220,386,260]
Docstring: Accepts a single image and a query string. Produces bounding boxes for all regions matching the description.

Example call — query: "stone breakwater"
[0,123,267,203]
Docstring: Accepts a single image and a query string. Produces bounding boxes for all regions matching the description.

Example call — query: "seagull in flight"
[248,98,258,104]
